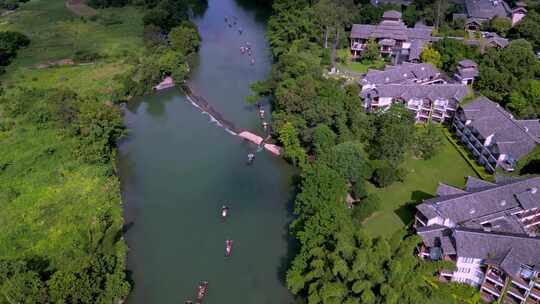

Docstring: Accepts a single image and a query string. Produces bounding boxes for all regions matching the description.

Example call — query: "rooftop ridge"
[455,227,540,241]
[430,177,538,210]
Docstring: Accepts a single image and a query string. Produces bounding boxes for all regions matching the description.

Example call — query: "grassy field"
[0,0,141,294]
[0,120,124,267]
[0,0,144,99]
[361,132,477,237]
[337,59,386,74]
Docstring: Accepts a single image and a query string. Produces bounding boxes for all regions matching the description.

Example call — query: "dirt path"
[66,0,97,16]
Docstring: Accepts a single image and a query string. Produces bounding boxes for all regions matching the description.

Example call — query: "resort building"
[453,0,527,31]
[360,62,443,91]
[461,0,512,31]
[361,83,468,123]
[415,176,540,303]
[350,11,433,62]
[454,59,479,85]
[452,97,540,172]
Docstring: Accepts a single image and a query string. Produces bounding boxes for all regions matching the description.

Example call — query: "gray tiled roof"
[364,84,468,102]
[362,63,439,85]
[350,18,433,42]
[417,177,540,224]
[461,97,540,160]
[383,10,402,20]
[464,0,511,20]
[465,176,495,191]
[408,39,426,61]
[518,120,540,139]
[457,60,479,78]
[437,183,469,196]
[453,229,540,278]
[459,59,478,68]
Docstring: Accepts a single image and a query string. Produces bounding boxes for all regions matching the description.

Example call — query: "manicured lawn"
[362,132,477,237]
[337,59,386,74]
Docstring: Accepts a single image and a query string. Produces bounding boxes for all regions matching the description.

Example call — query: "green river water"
[119,1,296,303]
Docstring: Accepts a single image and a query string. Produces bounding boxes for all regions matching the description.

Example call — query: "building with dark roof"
[453,97,540,172]
[415,176,540,303]
[361,83,468,123]
[361,62,443,90]
[455,59,479,85]
[350,11,433,62]
[463,0,512,30]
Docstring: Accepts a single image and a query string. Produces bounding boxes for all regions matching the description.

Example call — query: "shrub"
[372,162,406,188]
[73,50,102,63]
[352,194,380,222]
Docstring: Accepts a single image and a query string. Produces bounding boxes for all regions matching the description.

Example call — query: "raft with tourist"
[221,205,229,220]
[225,240,233,257]
[196,281,208,304]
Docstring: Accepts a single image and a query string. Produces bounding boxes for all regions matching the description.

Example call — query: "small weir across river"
[119,1,296,303]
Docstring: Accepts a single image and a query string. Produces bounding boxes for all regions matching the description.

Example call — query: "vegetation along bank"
[0,0,204,302]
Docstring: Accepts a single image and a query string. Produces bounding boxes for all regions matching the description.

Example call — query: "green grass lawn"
[362,133,477,237]
[337,59,386,74]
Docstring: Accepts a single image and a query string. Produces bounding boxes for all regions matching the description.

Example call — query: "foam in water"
[185,95,237,136]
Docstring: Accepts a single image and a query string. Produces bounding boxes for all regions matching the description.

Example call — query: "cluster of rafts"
[225,15,256,66]
[183,206,232,303]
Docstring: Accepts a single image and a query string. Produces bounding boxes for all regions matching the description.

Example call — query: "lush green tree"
[321,141,372,183]
[369,104,415,165]
[371,161,406,188]
[267,0,317,58]
[432,38,480,72]
[413,124,443,159]
[485,17,512,37]
[48,254,129,304]
[312,123,336,155]
[75,98,126,164]
[420,45,442,68]
[402,5,418,27]
[0,31,30,66]
[352,193,380,221]
[476,39,540,104]
[278,122,307,167]
[0,260,47,304]
[361,39,380,62]
[169,23,200,55]
[512,10,540,51]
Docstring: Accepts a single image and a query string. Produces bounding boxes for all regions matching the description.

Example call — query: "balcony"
[525,297,540,304]
[517,209,540,220]
[486,270,505,286]
[530,287,540,300]
[351,41,365,51]
[503,294,522,304]
[481,290,498,303]
[523,214,540,228]
[508,285,527,300]
[481,280,502,297]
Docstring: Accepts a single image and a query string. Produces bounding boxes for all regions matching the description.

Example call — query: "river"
[118,1,296,303]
